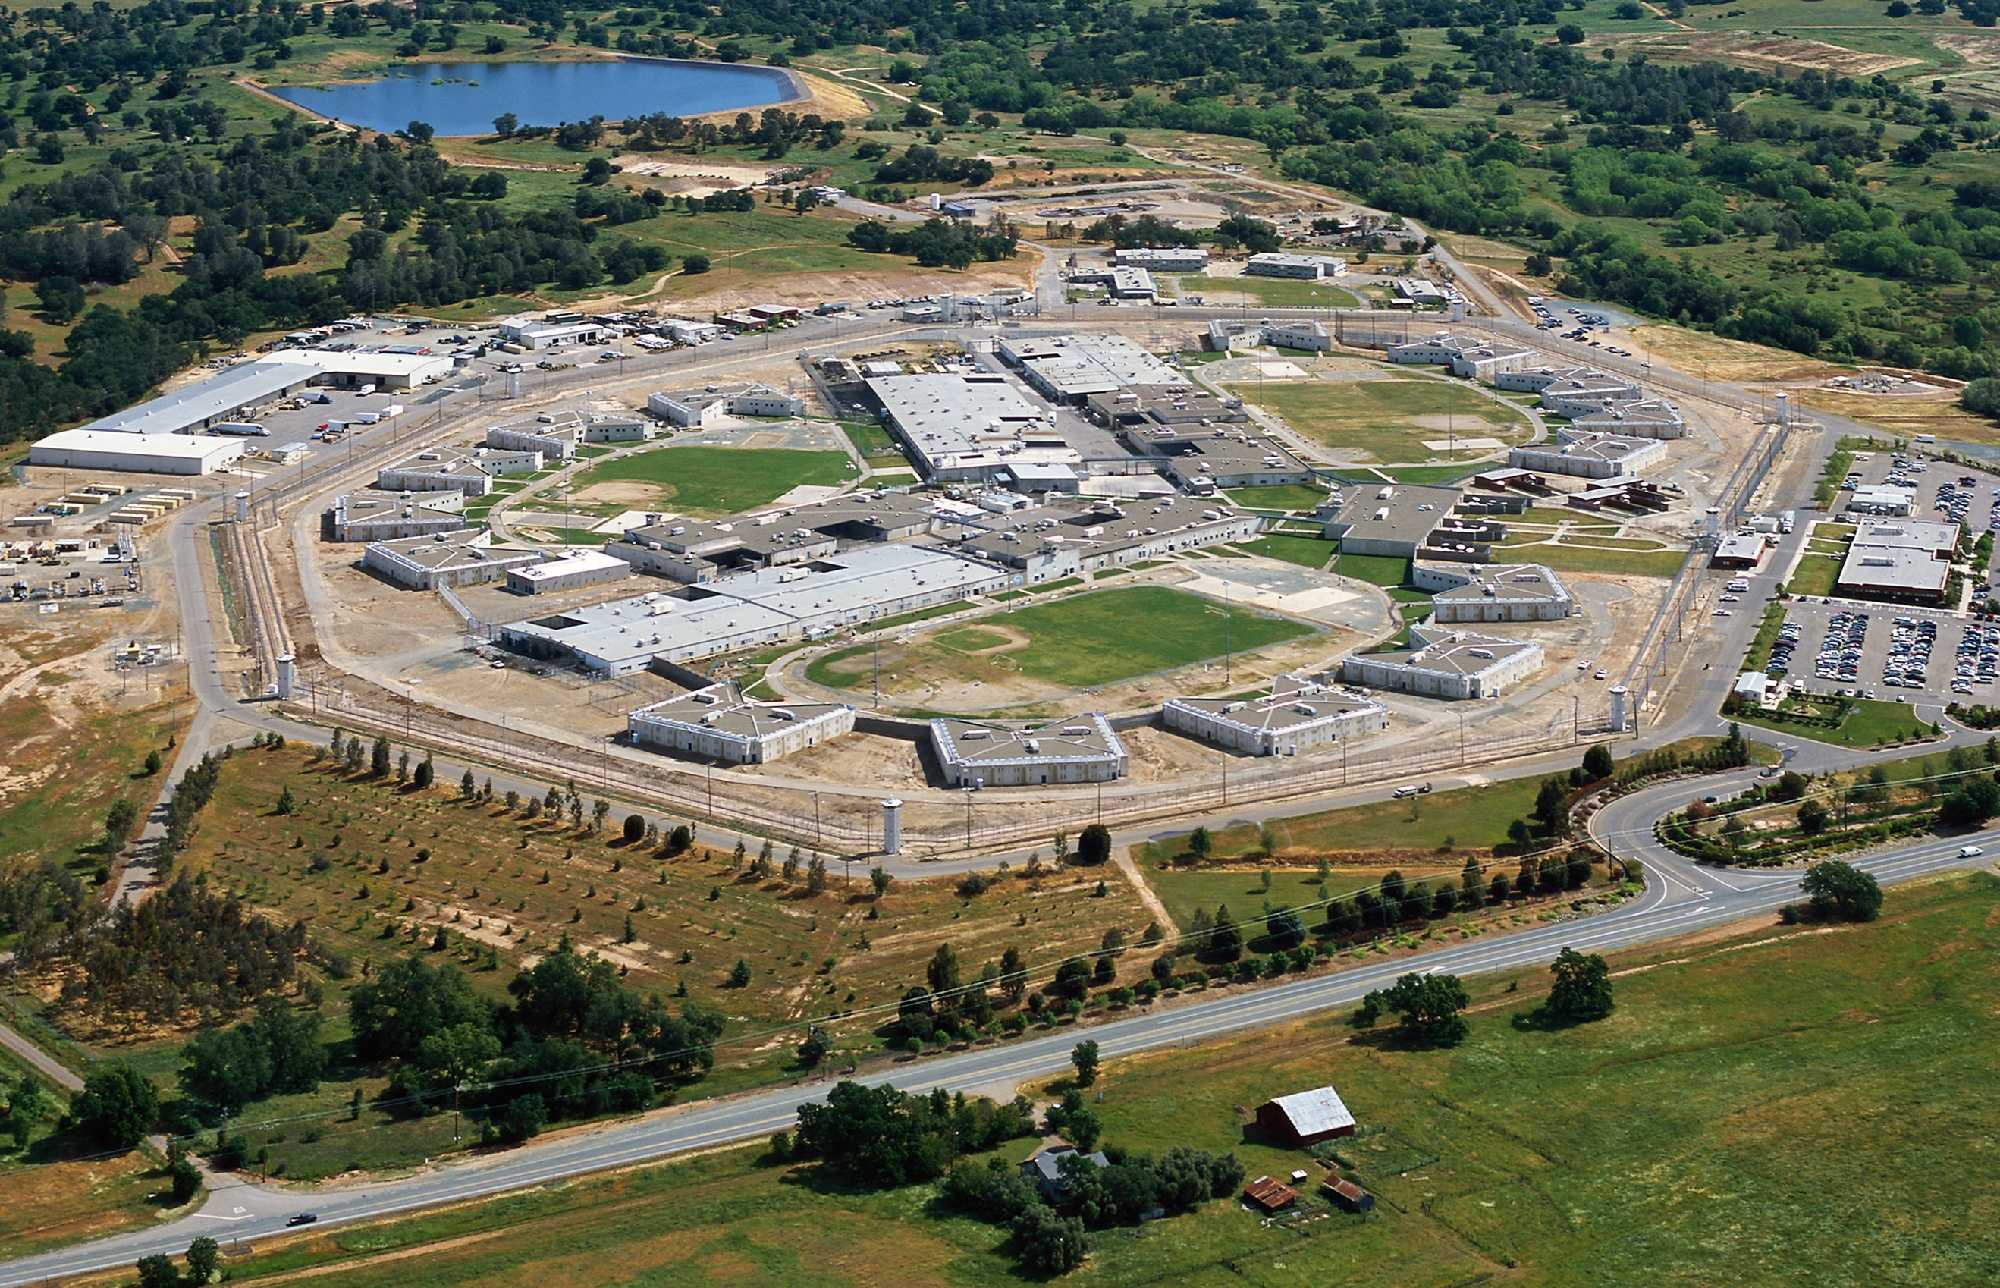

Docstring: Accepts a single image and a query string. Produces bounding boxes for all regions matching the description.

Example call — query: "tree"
[1533,776,1570,835]
[348,956,493,1061]
[413,1021,501,1095]
[5,1075,49,1152]
[1938,776,2000,828]
[1582,744,1614,781]
[135,1256,181,1288]
[871,867,892,897]
[103,797,139,851]
[1187,826,1212,860]
[185,1236,219,1284]
[169,1152,202,1202]
[1012,1204,1088,1276]
[796,1026,829,1068]
[1380,972,1470,1047]
[1542,947,1614,1025]
[1075,824,1112,866]
[1206,905,1242,962]
[493,112,517,138]
[728,959,752,988]
[1797,797,1831,836]
[1771,771,1810,803]
[1799,860,1883,922]
[274,784,296,816]
[623,813,646,845]
[65,1063,157,1149]
[682,254,711,275]
[1070,1039,1100,1087]
[369,735,391,778]
[1556,23,1586,44]
[461,769,477,800]
[413,754,435,790]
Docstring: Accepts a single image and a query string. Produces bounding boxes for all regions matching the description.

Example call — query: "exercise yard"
[1228,371,1531,465]
[565,445,855,516]
[803,585,1319,713]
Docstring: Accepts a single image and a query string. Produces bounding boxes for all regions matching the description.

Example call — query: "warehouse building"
[1385,333,1534,380]
[269,347,452,390]
[995,334,1186,403]
[29,429,247,476]
[646,384,805,428]
[325,489,467,541]
[1416,562,1573,623]
[628,682,855,765]
[1115,247,1208,272]
[76,357,323,436]
[929,713,1128,787]
[506,548,632,595]
[1085,384,1247,431]
[1509,432,1667,480]
[1392,277,1451,306]
[1340,623,1545,700]
[498,314,609,349]
[362,531,546,590]
[867,373,1074,482]
[1162,674,1386,756]
[499,544,1009,674]
[1246,253,1343,280]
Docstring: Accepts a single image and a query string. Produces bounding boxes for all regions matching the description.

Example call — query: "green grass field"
[838,420,907,469]
[198,873,2000,1287]
[1333,552,1412,588]
[1229,375,1529,465]
[567,445,854,516]
[1195,274,1363,308]
[1735,697,1931,750]
[1515,541,1688,578]
[1785,553,1843,598]
[805,586,1315,697]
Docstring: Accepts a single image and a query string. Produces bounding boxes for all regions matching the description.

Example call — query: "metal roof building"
[866,373,1060,482]
[29,429,247,476]
[929,713,1128,787]
[1254,1086,1357,1145]
[1416,562,1574,622]
[995,333,1187,403]
[1339,622,1545,700]
[80,359,322,436]
[361,530,544,589]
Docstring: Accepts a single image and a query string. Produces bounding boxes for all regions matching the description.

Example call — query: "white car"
[1959,845,1984,858]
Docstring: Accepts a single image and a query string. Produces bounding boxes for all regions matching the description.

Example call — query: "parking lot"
[1765,598,2000,703]
[1835,449,2000,532]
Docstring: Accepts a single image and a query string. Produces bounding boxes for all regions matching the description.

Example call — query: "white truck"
[212,421,269,436]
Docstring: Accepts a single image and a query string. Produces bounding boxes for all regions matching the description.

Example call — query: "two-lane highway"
[2,817,1990,1286]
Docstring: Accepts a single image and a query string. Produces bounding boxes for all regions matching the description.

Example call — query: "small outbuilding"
[1241,1175,1299,1213]
[1254,1085,1357,1146]
[1021,1145,1109,1202]
[1322,1177,1375,1213]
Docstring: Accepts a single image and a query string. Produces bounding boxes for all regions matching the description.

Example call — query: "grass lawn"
[1229,374,1528,465]
[806,586,1314,695]
[1517,541,1688,578]
[838,420,907,469]
[1333,552,1412,588]
[1786,553,1842,598]
[1734,697,1932,749]
[205,874,2000,1287]
[1224,483,1328,512]
[1196,274,1363,308]
[1743,599,1788,671]
[567,445,854,516]
[1143,864,1398,930]
[1237,534,1336,568]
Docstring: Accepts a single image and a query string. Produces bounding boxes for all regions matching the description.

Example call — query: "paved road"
[1,817,1987,1286]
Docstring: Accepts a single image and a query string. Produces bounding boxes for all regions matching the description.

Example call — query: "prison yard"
[558,444,857,518]
[802,585,1320,714]
[1225,369,1534,466]
[178,874,2000,1287]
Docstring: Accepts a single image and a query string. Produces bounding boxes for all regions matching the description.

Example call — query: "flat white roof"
[80,359,319,435]
[268,348,451,377]
[33,429,245,459]
[511,549,630,582]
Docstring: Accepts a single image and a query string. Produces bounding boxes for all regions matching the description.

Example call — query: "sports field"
[566,446,854,516]
[1228,373,1531,465]
[205,874,2000,1287]
[805,586,1316,706]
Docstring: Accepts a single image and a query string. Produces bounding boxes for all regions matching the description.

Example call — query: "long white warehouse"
[29,429,246,476]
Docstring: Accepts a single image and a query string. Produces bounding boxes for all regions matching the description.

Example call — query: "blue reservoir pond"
[267,59,800,136]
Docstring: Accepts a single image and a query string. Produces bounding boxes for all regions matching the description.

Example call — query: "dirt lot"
[1632,32,1921,78]
[1628,324,1845,384]
[1799,386,2000,444]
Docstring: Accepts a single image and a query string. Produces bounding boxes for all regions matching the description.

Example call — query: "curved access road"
[1,817,1988,1288]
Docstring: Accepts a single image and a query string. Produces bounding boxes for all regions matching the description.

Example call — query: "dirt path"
[1114,847,1177,938]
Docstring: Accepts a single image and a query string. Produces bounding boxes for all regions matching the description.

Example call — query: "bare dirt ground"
[1629,324,1844,384]
[733,730,929,788]
[312,553,467,659]
[1799,387,1999,444]
[1630,32,1921,77]
[655,257,1035,314]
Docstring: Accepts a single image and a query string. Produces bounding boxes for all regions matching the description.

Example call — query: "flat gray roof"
[1428,562,1570,607]
[1838,544,1950,594]
[1363,626,1541,677]
[630,682,851,742]
[1324,482,1459,549]
[998,334,1187,398]
[84,359,320,435]
[367,531,541,573]
[868,373,1045,472]
[931,713,1124,769]
[1166,675,1383,737]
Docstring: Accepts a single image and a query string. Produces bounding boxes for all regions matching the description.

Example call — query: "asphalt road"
[2,817,1988,1286]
